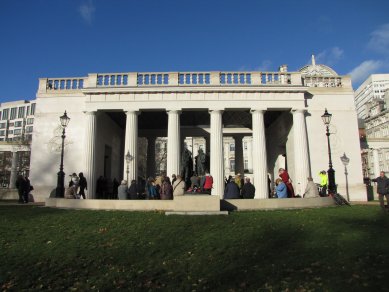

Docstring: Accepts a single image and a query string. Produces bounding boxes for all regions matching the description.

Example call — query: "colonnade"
[4,148,30,189]
[9,151,18,188]
[83,108,311,199]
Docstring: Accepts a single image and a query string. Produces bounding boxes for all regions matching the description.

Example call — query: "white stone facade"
[29,62,365,202]
[0,100,35,187]
[354,74,389,119]
[364,90,389,178]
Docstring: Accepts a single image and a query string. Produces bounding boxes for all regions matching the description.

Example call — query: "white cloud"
[238,60,273,72]
[368,23,389,54]
[315,47,344,66]
[255,60,272,71]
[79,0,95,25]
[347,60,384,85]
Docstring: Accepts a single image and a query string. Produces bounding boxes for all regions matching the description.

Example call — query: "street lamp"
[321,108,336,194]
[125,150,133,183]
[340,153,350,201]
[55,111,70,197]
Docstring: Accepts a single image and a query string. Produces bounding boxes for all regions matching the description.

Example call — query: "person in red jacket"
[202,171,213,194]
[278,168,295,198]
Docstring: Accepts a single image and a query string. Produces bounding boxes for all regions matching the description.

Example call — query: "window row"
[0,126,32,136]
[0,104,36,121]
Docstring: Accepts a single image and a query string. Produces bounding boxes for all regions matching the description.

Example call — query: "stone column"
[292,109,311,195]
[84,111,97,198]
[146,136,156,178]
[9,151,18,189]
[167,110,181,178]
[251,109,268,199]
[233,134,244,175]
[205,136,210,155]
[210,110,224,197]
[373,148,380,178]
[124,111,138,184]
[246,137,253,173]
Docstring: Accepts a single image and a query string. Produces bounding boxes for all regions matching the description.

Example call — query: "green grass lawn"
[1,205,388,291]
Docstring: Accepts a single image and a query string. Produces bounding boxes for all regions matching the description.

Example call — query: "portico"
[29,62,366,202]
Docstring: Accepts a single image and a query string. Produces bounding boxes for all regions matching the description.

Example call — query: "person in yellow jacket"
[318,170,328,196]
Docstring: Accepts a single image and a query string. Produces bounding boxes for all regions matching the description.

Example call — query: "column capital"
[83,111,97,115]
[232,133,245,139]
[291,108,307,114]
[250,108,267,114]
[124,110,139,116]
[11,146,19,153]
[209,109,224,114]
[166,109,182,115]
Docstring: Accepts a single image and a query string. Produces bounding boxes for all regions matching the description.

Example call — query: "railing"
[220,73,251,84]
[179,73,210,85]
[46,78,85,90]
[97,74,129,86]
[302,76,343,88]
[138,73,169,85]
[260,72,291,85]
[92,72,293,87]
[42,71,305,92]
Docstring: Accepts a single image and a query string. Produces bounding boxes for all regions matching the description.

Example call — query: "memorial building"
[29,56,366,203]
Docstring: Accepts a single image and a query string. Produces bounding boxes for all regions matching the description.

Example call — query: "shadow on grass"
[0,205,388,290]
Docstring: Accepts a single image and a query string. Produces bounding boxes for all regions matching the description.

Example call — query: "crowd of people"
[64,172,87,199]
[274,168,327,199]
[63,167,333,200]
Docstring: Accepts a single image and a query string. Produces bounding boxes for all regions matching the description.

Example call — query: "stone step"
[165,211,229,216]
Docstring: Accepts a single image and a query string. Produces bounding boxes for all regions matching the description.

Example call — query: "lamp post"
[55,111,70,197]
[340,153,350,201]
[125,151,133,184]
[321,109,336,194]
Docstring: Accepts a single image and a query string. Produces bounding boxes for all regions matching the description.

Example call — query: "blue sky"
[1,0,389,103]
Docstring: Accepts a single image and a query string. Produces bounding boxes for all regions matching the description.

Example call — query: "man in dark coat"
[372,171,389,211]
[241,177,255,199]
[128,180,138,200]
[23,177,31,203]
[15,175,26,203]
[224,178,240,199]
[78,172,87,199]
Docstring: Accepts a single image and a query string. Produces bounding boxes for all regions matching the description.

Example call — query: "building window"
[26,118,34,125]
[230,160,235,172]
[2,109,9,120]
[0,130,4,136]
[18,107,25,118]
[0,123,5,129]
[10,108,17,120]
[244,142,247,150]
[230,143,235,151]
[244,159,248,170]
[14,129,21,135]
[8,130,13,134]
[25,126,33,133]
[30,103,36,115]
[14,121,23,127]
[8,123,14,127]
